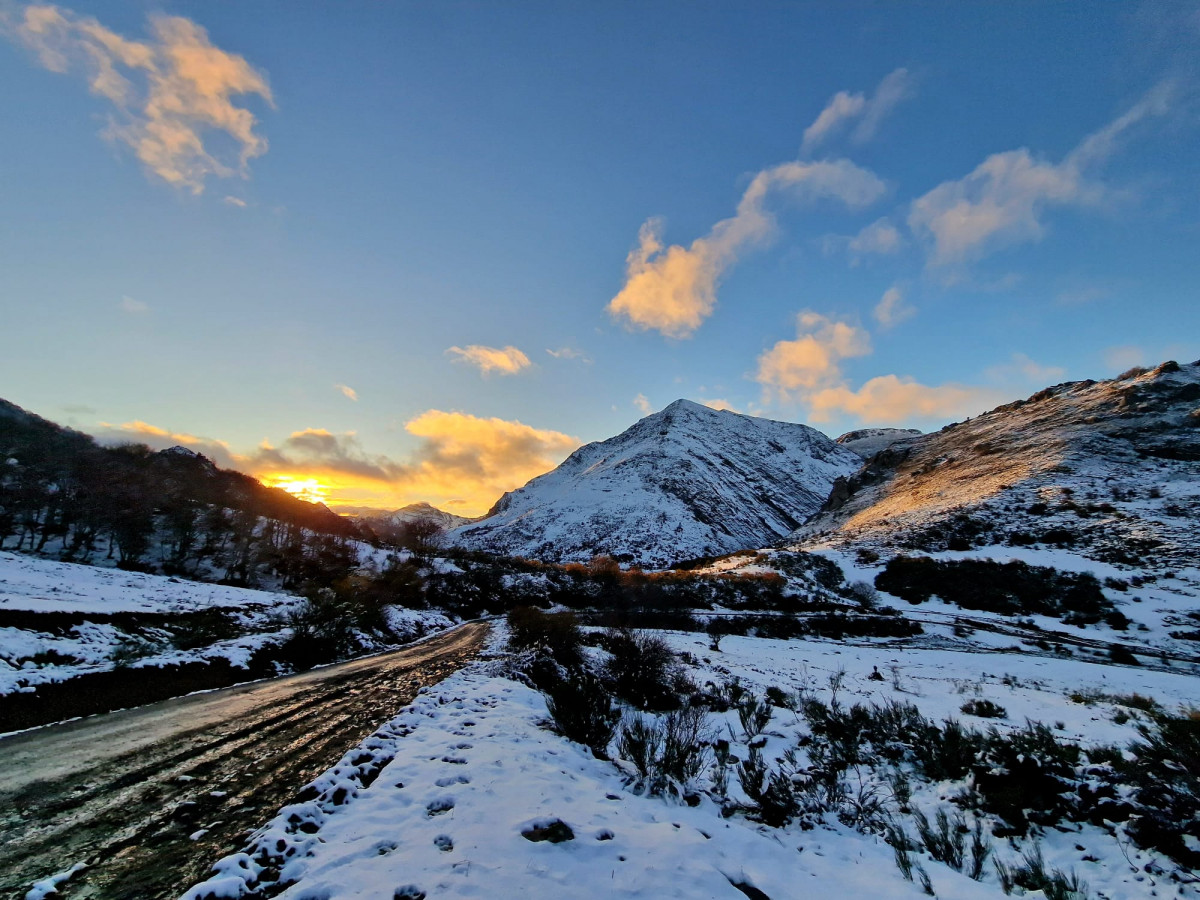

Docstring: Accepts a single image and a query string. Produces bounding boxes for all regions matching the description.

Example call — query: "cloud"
[756,310,993,424]
[755,311,872,395]
[984,352,1066,384]
[633,393,653,415]
[223,195,247,207]
[1104,345,1146,373]
[93,419,238,467]
[848,218,904,256]
[806,376,989,424]
[909,82,1173,268]
[873,286,915,330]
[801,68,915,155]
[118,295,148,313]
[446,344,532,376]
[607,159,886,338]
[702,399,739,412]
[336,383,358,401]
[546,346,592,364]
[6,5,273,192]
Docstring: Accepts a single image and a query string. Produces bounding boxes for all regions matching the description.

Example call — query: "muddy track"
[0,622,489,900]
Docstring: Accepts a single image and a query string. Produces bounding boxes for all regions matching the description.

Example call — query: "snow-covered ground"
[0,550,452,701]
[185,626,1200,900]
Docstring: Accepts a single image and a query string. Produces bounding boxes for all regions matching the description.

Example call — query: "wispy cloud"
[336,383,358,401]
[607,159,886,338]
[1104,345,1146,373]
[223,195,247,207]
[984,352,1066,384]
[446,344,532,376]
[546,346,592,364]
[801,68,915,155]
[5,4,273,193]
[633,393,653,415]
[702,398,739,412]
[118,295,148,313]
[909,82,1173,268]
[807,376,988,425]
[873,286,915,330]
[848,217,904,256]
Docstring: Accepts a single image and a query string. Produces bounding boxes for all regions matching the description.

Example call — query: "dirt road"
[0,622,490,900]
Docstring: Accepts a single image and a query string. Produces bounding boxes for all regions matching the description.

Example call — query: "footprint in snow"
[426,797,455,816]
[435,775,469,787]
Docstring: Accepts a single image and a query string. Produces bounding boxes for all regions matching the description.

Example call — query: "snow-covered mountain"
[797,360,1200,571]
[835,427,922,459]
[450,399,861,567]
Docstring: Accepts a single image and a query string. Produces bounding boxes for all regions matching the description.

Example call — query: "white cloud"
[118,295,148,313]
[702,399,739,412]
[607,159,886,338]
[546,346,591,364]
[6,5,273,193]
[633,393,653,415]
[336,383,358,401]
[909,82,1173,268]
[223,195,247,207]
[984,352,1066,385]
[873,286,915,330]
[801,68,915,155]
[848,217,903,256]
[446,344,532,376]
[1104,345,1146,373]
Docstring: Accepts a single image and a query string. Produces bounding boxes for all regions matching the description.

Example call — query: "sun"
[268,475,330,505]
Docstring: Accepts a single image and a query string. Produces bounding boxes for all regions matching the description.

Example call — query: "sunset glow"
[268,476,331,505]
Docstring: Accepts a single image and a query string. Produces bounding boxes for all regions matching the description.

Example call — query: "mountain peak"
[453,405,860,567]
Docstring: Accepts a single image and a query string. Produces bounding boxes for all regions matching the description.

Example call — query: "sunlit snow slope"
[452,400,860,567]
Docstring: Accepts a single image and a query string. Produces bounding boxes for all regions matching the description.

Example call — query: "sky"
[1,2,1198,516]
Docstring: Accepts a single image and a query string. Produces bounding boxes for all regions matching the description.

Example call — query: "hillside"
[451,399,860,567]
[0,398,362,587]
[795,360,1200,572]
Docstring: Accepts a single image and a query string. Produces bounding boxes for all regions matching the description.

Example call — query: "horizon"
[2,3,1198,516]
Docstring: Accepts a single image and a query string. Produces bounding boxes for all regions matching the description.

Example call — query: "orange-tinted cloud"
[801,68,915,155]
[7,4,273,192]
[756,312,872,396]
[807,376,991,424]
[92,411,581,517]
[446,344,532,376]
[608,159,886,338]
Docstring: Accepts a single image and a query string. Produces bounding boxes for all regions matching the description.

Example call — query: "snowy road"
[0,621,489,900]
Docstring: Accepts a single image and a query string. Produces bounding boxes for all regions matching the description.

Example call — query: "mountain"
[352,502,471,530]
[795,360,1200,571]
[451,399,861,567]
[835,427,922,459]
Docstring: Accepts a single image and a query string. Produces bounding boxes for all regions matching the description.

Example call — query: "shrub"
[603,627,683,710]
[875,556,1113,622]
[994,844,1089,900]
[617,705,709,796]
[545,671,619,756]
[736,693,774,740]
[507,606,584,667]
[1126,708,1200,867]
[969,722,1081,835]
[960,699,1007,719]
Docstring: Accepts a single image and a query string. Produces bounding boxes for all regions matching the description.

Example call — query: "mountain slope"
[795,360,1200,570]
[451,400,860,567]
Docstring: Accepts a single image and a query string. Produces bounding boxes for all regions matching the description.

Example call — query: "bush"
[969,722,1081,836]
[875,556,1113,622]
[545,671,619,756]
[1126,708,1200,867]
[507,606,584,667]
[994,844,1089,899]
[960,699,1007,719]
[603,627,683,710]
[617,705,709,796]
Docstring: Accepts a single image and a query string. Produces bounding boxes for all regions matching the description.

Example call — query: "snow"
[185,626,1200,900]
[452,400,861,568]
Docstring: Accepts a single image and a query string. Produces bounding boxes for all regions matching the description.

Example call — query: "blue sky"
[1,2,1198,513]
